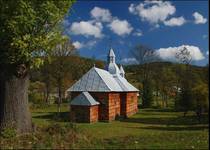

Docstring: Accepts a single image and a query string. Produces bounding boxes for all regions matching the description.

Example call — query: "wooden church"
[67,48,139,123]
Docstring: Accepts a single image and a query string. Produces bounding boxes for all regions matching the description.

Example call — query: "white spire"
[106,48,120,75]
[108,48,116,63]
[109,48,115,57]
[120,65,125,78]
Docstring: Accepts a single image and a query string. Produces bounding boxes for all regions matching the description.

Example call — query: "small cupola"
[106,48,120,75]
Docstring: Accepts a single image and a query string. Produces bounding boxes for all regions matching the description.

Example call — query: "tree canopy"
[0,0,74,70]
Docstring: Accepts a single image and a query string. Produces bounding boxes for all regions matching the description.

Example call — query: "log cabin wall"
[89,92,109,121]
[71,105,99,123]
[125,92,138,117]
[108,93,121,121]
[70,105,90,122]
[89,105,99,123]
[70,91,138,122]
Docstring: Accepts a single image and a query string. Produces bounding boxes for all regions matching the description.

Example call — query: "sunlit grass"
[30,104,209,149]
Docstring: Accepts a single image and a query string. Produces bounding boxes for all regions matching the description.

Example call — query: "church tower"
[106,48,120,75]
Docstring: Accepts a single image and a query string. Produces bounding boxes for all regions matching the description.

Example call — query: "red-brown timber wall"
[108,93,121,121]
[70,91,138,122]
[89,92,109,121]
[89,105,99,122]
[125,92,138,117]
[70,105,98,123]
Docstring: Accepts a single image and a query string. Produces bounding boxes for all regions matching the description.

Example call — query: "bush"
[0,127,17,138]
[29,92,44,104]
[45,123,77,136]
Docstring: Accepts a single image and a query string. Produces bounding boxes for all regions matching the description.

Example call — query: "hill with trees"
[29,55,209,121]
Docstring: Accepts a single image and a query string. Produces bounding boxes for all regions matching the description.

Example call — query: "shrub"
[29,92,44,104]
[0,127,17,138]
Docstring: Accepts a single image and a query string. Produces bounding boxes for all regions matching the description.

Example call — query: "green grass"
[29,104,209,149]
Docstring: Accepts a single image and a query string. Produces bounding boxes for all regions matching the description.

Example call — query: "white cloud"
[193,12,207,24]
[128,4,136,14]
[129,1,176,25]
[70,21,103,38]
[156,45,205,62]
[121,57,138,64]
[206,51,209,56]
[90,7,112,22]
[133,29,143,36]
[86,40,97,47]
[108,19,133,36]
[73,41,84,49]
[73,40,97,49]
[164,16,186,26]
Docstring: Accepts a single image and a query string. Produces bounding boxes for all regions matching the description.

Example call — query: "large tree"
[131,44,160,107]
[50,40,75,114]
[175,46,195,116]
[0,0,74,133]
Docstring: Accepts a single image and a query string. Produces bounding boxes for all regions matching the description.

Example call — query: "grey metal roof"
[113,74,139,91]
[70,92,99,106]
[67,67,139,92]
[120,65,125,74]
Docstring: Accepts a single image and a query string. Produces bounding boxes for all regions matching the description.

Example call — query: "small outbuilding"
[70,92,99,123]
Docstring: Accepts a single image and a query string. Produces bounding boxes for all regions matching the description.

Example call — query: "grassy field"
[1,104,208,149]
[30,104,209,149]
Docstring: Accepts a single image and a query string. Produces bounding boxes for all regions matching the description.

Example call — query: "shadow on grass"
[127,125,209,131]
[141,108,176,112]
[121,114,209,126]
[33,112,70,122]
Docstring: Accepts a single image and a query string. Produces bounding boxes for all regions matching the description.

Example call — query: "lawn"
[30,104,209,149]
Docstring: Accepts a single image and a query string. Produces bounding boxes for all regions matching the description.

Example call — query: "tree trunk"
[45,82,50,104]
[155,89,158,106]
[57,79,62,114]
[0,75,32,133]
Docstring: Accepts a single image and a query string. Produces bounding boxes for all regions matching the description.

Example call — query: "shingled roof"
[67,67,139,92]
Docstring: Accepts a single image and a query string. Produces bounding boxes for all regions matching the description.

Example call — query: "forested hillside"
[125,62,208,109]
[30,56,209,114]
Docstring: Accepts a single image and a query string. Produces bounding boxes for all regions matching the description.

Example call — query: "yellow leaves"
[11,34,31,50]
[192,82,209,110]
[31,58,44,69]
[1,0,74,67]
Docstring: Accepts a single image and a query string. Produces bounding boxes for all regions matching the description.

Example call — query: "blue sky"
[63,0,209,66]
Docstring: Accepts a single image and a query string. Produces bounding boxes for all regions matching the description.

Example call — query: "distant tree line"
[29,54,104,112]
[127,44,209,121]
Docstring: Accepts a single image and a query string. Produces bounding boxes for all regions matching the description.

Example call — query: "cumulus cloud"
[121,57,138,64]
[133,29,143,36]
[73,40,97,49]
[86,40,97,47]
[129,1,176,25]
[156,45,205,62]
[193,12,207,24]
[90,7,112,22]
[164,16,186,26]
[73,41,84,49]
[108,19,133,36]
[70,21,103,38]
